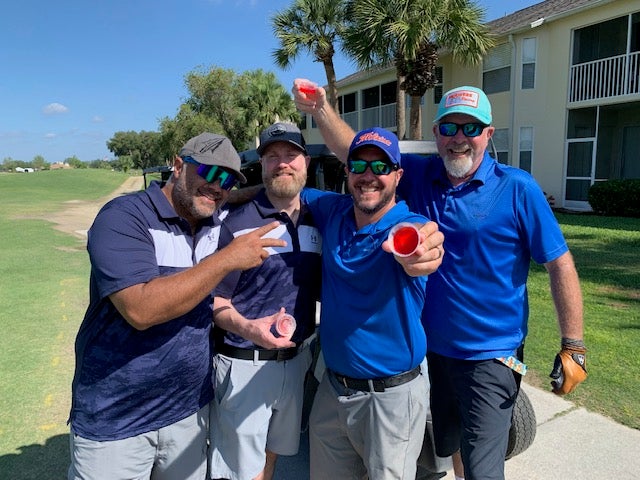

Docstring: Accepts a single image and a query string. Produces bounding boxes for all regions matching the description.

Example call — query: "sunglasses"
[438,122,488,137]
[347,158,399,176]
[182,156,237,190]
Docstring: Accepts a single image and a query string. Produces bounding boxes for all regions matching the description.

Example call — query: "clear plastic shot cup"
[388,222,420,257]
[271,313,297,339]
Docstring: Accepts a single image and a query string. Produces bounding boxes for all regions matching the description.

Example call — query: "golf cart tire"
[506,387,537,460]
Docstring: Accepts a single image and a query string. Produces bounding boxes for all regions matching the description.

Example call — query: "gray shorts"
[68,405,209,480]
[309,358,429,480]
[209,347,312,480]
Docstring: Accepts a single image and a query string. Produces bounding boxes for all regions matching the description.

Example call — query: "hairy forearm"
[110,251,237,330]
[313,105,355,163]
[545,251,584,340]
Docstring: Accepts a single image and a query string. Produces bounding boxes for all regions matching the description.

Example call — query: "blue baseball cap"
[349,127,401,166]
[434,86,492,125]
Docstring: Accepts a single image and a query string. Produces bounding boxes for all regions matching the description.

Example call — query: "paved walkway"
[274,382,640,479]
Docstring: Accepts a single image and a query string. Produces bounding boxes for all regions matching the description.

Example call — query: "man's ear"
[172,155,185,176]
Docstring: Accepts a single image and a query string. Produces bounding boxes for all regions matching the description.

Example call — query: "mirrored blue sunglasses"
[182,156,237,190]
[347,158,398,176]
[438,122,488,137]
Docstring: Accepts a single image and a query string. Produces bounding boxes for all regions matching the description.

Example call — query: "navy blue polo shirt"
[397,152,568,360]
[215,189,322,347]
[69,182,218,441]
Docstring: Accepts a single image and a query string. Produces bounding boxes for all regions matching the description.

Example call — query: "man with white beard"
[292,82,585,480]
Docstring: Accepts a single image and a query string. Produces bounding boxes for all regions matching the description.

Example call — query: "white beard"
[443,154,473,179]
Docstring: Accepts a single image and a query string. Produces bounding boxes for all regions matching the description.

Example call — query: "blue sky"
[0,0,538,164]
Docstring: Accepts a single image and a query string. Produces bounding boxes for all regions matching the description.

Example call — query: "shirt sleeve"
[87,201,158,300]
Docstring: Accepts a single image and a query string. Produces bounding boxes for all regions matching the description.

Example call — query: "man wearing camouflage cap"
[68,132,285,480]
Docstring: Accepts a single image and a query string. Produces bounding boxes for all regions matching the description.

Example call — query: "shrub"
[588,179,640,217]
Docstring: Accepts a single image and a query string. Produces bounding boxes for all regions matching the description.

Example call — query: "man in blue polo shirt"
[292,81,586,480]
[209,123,321,480]
[68,132,285,480]
[302,127,435,480]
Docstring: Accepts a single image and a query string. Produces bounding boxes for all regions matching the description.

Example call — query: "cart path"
[49,176,144,239]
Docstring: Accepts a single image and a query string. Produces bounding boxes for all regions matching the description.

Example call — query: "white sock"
[454,476,465,480]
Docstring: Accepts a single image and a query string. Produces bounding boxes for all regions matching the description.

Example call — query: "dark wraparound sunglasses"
[182,156,237,190]
[347,158,399,176]
[438,122,488,138]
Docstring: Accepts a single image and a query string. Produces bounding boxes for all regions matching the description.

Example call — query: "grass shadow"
[0,434,69,480]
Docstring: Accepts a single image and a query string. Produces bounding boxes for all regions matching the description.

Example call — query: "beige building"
[299,0,640,210]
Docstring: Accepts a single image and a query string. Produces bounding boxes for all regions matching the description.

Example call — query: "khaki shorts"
[68,405,208,480]
[209,347,312,480]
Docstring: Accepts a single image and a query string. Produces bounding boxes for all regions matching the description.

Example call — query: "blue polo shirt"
[397,152,568,360]
[302,189,428,379]
[69,182,217,441]
[215,190,322,347]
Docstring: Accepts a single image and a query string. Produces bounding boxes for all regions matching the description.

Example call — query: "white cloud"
[92,115,104,123]
[45,133,57,138]
[43,103,69,115]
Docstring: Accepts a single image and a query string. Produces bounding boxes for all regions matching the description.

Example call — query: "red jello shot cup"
[271,313,297,339]
[388,222,420,257]
[298,82,317,96]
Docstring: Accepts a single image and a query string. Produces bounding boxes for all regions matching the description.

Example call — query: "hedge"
[588,179,640,217]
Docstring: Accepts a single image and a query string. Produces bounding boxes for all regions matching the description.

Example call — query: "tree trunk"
[323,59,340,113]
[410,95,422,140]
[396,74,406,140]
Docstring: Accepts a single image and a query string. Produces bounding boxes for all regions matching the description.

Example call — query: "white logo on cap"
[268,125,287,137]
[445,90,479,109]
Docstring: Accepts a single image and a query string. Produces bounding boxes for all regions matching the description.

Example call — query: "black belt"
[216,342,298,362]
[332,365,422,392]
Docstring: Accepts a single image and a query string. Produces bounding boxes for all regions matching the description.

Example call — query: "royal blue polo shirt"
[302,189,428,379]
[397,152,568,360]
[69,181,217,441]
[215,189,322,347]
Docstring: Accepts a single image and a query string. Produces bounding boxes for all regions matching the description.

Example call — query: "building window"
[492,128,510,164]
[339,92,358,131]
[483,43,512,94]
[519,127,533,172]
[298,114,307,130]
[361,81,398,129]
[434,66,443,104]
[521,38,536,89]
[572,15,628,64]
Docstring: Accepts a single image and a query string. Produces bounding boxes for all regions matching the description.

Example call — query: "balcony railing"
[361,104,397,130]
[569,51,640,102]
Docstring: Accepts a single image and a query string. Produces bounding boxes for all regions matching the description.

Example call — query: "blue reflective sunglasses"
[182,156,237,190]
[438,122,488,137]
[347,158,399,176]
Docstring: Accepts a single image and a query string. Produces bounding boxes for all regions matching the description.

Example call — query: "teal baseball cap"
[434,86,492,125]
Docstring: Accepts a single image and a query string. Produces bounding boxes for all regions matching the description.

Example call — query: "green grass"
[0,171,638,478]
[525,213,640,429]
[0,170,134,478]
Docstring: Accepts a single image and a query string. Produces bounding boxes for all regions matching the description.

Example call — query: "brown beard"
[263,171,307,198]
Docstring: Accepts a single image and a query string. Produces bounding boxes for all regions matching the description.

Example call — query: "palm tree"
[343,0,494,139]
[238,69,300,146]
[271,0,347,111]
